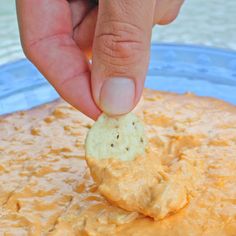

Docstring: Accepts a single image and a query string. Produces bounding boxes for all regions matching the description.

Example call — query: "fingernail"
[100,77,135,115]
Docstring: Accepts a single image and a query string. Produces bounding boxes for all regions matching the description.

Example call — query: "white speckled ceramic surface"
[0,0,236,65]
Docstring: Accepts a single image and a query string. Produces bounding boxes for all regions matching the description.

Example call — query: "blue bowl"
[0,43,236,115]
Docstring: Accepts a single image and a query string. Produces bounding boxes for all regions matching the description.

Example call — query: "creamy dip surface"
[0,89,236,236]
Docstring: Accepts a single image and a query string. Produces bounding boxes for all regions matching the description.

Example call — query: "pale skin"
[16,0,184,120]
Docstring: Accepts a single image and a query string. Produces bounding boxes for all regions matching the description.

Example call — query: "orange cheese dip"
[86,151,202,221]
[0,89,236,235]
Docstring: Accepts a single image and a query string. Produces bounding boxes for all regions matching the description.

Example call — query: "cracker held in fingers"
[86,113,147,161]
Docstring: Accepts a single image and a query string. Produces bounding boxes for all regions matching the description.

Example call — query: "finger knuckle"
[21,37,41,61]
[95,21,147,66]
[21,40,34,60]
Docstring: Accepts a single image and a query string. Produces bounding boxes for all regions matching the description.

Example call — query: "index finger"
[16,0,101,120]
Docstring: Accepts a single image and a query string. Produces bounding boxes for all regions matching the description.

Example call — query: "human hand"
[16,0,184,120]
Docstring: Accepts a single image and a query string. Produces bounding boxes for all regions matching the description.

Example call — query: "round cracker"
[85,113,147,161]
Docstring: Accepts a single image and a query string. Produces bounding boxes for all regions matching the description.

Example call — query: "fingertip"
[55,71,102,121]
[157,8,181,25]
[99,77,136,116]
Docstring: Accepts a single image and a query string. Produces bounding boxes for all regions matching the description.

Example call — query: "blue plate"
[0,43,236,115]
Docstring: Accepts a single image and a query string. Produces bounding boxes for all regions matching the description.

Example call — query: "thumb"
[91,0,155,116]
